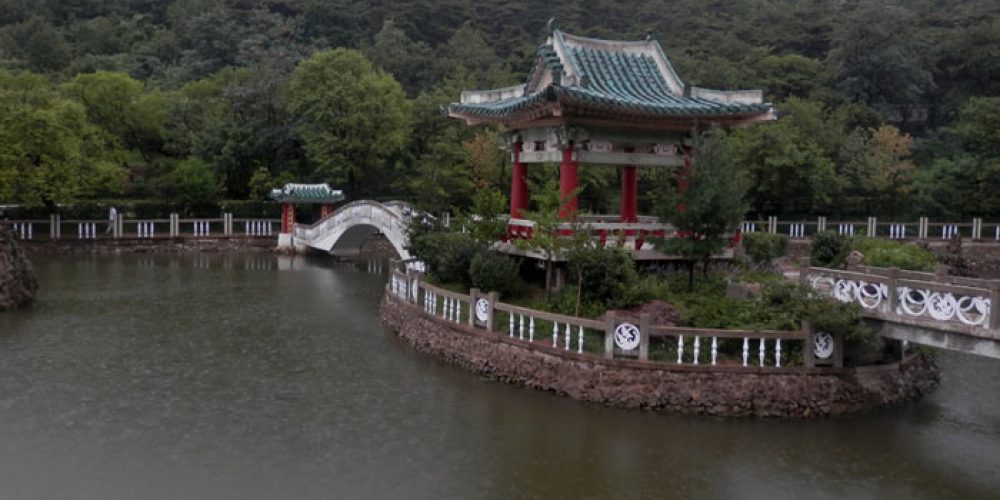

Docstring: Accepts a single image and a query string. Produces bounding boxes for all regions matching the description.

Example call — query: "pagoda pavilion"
[448,26,774,243]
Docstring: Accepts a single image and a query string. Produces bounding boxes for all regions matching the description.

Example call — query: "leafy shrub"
[684,296,756,329]
[741,232,788,267]
[753,282,877,360]
[470,250,522,298]
[567,246,639,309]
[410,230,483,285]
[810,230,850,267]
[851,238,936,271]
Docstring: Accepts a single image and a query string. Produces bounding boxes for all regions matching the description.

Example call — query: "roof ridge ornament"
[546,17,557,35]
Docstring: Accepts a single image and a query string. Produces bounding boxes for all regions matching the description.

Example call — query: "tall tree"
[653,128,750,289]
[288,48,411,196]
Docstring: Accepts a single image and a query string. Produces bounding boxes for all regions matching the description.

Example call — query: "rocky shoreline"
[380,290,940,418]
[0,227,38,311]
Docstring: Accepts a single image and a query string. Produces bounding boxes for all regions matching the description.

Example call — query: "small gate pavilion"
[448,25,775,239]
[270,183,345,246]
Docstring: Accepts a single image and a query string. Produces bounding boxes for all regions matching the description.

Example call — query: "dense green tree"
[364,19,433,96]
[0,70,124,205]
[289,49,411,197]
[653,129,750,289]
[731,98,842,216]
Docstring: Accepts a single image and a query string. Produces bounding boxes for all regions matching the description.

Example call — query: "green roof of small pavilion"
[449,29,774,128]
[268,183,345,204]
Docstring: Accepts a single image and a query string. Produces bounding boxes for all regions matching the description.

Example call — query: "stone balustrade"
[389,260,837,371]
[3,215,278,240]
[803,264,1000,338]
[744,216,1000,241]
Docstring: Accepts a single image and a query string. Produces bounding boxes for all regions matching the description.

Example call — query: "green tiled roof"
[449,30,773,122]
[269,183,345,204]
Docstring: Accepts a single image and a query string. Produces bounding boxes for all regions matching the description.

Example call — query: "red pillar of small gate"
[510,142,527,218]
[620,165,637,223]
[559,143,578,219]
[281,203,295,234]
[320,204,332,219]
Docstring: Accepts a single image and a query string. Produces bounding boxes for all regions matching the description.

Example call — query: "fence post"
[467,288,478,327]
[115,215,122,239]
[49,214,59,240]
[833,332,844,368]
[767,216,777,234]
[604,311,616,359]
[887,267,900,315]
[406,270,419,304]
[867,216,877,237]
[486,292,497,332]
[990,282,1000,331]
[817,216,826,233]
[639,313,650,361]
[918,216,928,240]
[802,321,815,368]
[973,217,982,240]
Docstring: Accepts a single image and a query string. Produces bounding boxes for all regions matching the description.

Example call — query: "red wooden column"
[559,142,578,219]
[281,203,295,234]
[619,165,637,224]
[510,142,528,218]
[320,204,333,219]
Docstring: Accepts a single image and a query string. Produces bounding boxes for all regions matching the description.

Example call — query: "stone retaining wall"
[380,291,940,418]
[18,236,275,256]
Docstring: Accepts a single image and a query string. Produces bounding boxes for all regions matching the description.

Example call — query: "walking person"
[106,206,117,235]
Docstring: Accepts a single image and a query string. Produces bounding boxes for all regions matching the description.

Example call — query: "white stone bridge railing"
[293,200,413,258]
[389,260,839,370]
[803,264,1000,358]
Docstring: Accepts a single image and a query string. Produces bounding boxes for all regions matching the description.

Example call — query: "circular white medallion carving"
[614,323,641,351]
[475,298,490,323]
[814,332,835,360]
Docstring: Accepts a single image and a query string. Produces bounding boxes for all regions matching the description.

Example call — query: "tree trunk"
[574,271,582,317]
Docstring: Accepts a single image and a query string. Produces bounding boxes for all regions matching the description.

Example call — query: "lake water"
[1,254,998,499]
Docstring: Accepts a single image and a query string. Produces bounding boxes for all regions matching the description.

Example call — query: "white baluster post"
[742,337,749,367]
[775,338,782,368]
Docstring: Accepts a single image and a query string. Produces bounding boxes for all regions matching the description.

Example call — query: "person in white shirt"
[106,206,117,234]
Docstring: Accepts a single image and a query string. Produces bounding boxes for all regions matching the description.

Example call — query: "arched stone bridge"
[293,200,414,259]
[803,265,1000,359]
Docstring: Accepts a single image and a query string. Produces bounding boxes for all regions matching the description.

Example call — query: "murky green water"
[0,254,998,499]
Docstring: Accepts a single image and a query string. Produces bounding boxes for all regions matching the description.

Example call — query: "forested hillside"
[1,0,998,218]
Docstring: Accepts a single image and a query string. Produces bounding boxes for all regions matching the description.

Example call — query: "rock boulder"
[0,227,38,310]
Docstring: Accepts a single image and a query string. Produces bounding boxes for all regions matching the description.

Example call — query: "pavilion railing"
[506,217,677,251]
[2,214,279,240]
[388,261,837,370]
